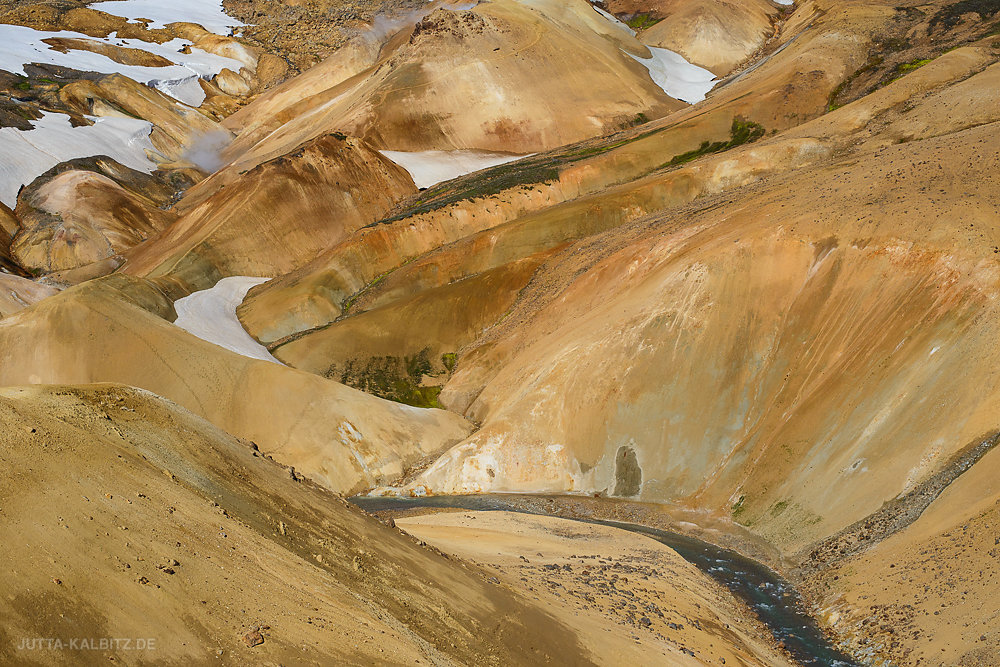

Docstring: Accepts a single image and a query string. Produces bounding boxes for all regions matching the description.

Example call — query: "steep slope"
[398,511,794,666]
[0,275,472,494]
[273,254,556,406]
[804,437,1000,664]
[605,0,781,75]
[0,383,589,665]
[236,11,1000,544]
[411,100,1000,551]
[121,133,416,285]
[237,0,898,345]
[232,6,1000,541]
[0,200,24,275]
[2,0,999,663]
[219,0,685,169]
[0,271,58,317]
[11,157,177,274]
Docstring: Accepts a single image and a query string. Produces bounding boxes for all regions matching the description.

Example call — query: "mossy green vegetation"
[341,269,390,314]
[827,55,883,111]
[897,57,932,73]
[624,13,661,30]
[336,349,445,408]
[376,116,767,226]
[661,118,766,168]
[770,499,790,517]
[623,112,649,129]
[441,352,458,372]
[375,123,672,225]
[377,157,561,224]
[731,495,747,520]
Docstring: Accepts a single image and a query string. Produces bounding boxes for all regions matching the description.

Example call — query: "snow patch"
[173,277,281,364]
[627,47,718,104]
[0,24,245,106]
[593,5,636,36]
[0,111,156,207]
[89,0,246,35]
[379,150,527,189]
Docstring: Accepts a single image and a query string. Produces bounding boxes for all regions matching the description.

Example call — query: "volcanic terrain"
[2,0,1000,664]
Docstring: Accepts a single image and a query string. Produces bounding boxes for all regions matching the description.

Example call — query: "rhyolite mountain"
[2,0,999,664]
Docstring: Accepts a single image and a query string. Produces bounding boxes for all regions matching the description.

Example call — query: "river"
[350,494,858,667]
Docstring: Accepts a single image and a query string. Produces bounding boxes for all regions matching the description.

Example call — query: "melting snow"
[592,5,636,36]
[0,111,157,207]
[173,277,281,364]
[628,46,718,104]
[585,3,716,104]
[379,150,527,189]
[0,24,246,106]
[89,0,246,36]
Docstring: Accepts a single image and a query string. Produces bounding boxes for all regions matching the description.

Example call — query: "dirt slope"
[237,0,899,345]
[12,158,176,275]
[0,275,472,495]
[0,383,591,665]
[804,438,1000,665]
[2,0,999,663]
[412,110,1000,551]
[606,0,781,75]
[121,133,416,287]
[220,0,684,167]
[399,511,794,666]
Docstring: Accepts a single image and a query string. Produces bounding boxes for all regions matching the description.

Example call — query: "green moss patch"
[335,349,445,408]
[896,57,933,73]
[661,118,766,168]
[624,13,661,30]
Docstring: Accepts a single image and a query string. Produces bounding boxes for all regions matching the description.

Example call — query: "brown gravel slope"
[0,383,594,665]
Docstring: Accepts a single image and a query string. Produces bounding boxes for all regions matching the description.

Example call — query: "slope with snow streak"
[173,277,281,363]
[89,0,246,36]
[0,112,157,207]
[0,24,245,106]
[379,150,528,189]
[629,47,718,104]
[584,1,717,104]
[592,5,636,37]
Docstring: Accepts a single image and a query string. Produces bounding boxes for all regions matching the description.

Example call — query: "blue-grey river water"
[351,494,858,667]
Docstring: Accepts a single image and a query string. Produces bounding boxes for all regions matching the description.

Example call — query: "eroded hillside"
[2,0,999,663]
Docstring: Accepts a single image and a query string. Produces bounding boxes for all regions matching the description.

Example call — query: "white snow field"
[585,1,718,105]
[0,24,245,106]
[0,112,157,206]
[628,47,718,104]
[173,277,282,364]
[379,150,527,189]
[89,0,246,35]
